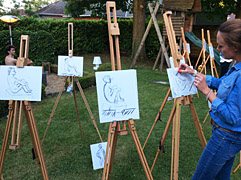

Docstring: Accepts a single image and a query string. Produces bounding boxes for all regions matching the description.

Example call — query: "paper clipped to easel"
[0,66,42,101]
[95,69,140,123]
[58,55,83,77]
[167,67,197,98]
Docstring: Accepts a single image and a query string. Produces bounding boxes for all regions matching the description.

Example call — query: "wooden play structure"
[41,22,103,144]
[0,35,49,179]
[130,0,201,71]
[102,2,153,180]
[144,11,207,180]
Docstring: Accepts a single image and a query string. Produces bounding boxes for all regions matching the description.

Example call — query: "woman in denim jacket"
[179,19,241,180]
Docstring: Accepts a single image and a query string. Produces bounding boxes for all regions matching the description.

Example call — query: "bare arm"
[5,56,17,65]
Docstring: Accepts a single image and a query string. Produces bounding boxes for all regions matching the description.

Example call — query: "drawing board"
[167,67,197,98]
[95,69,139,123]
[58,55,83,77]
[0,65,42,101]
[90,142,107,170]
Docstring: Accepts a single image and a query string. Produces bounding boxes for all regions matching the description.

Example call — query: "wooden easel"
[130,2,170,69]
[0,35,49,179]
[194,29,207,74]
[102,2,153,180]
[41,23,103,144]
[142,26,193,149]
[149,11,207,180]
[8,35,30,150]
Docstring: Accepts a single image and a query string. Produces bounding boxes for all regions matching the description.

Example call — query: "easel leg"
[0,101,15,176]
[72,77,84,140]
[151,99,177,172]
[16,101,23,147]
[172,100,181,180]
[233,151,241,173]
[41,76,68,144]
[75,77,103,142]
[102,122,118,180]
[24,101,49,180]
[127,120,153,180]
[143,88,171,149]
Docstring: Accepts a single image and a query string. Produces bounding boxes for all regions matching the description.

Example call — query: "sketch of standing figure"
[7,67,32,94]
[64,58,81,76]
[102,75,126,109]
[96,143,106,167]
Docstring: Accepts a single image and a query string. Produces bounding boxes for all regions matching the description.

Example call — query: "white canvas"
[167,67,197,98]
[90,142,107,170]
[96,69,140,123]
[0,66,42,101]
[58,55,83,77]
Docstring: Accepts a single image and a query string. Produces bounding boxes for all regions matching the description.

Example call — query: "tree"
[202,0,241,19]
[131,0,147,62]
[64,0,131,17]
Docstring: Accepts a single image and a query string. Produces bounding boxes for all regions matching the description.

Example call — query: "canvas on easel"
[96,69,139,123]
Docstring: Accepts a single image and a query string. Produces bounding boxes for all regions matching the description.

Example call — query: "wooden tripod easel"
[102,2,153,180]
[0,35,49,179]
[8,35,31,150]
[41,23,103,144]
[149,11,207,180]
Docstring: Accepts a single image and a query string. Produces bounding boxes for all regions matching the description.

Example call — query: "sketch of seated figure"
[96,143,106,167]
[7,67,32,95]
[64,58,81,76]
[102,75,126,110]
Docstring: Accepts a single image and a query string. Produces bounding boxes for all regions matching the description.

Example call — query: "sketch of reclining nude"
[7,67,32,95]
[102,75,128,114]
[167,67,197,98]
[63,58,81,76]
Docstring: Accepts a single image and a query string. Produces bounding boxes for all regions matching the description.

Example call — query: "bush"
[0,30,55,65]
[0,17,163,63]
[0,101,8,118]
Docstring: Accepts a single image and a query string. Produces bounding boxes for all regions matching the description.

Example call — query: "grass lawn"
[0,53,241,179]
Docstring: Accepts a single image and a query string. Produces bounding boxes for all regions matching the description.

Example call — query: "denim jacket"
[206,62,241,132]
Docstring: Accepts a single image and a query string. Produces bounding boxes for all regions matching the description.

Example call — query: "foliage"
[0,100,8,118]
[0,17,163,63]
[201,0,241,19]
[63,0,132,17]
[0,29,55,65]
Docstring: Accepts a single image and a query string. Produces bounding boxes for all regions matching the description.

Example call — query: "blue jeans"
[192,126,241,180]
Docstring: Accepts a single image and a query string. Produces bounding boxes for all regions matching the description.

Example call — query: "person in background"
[179,19,241,180]
[5,44,33,66]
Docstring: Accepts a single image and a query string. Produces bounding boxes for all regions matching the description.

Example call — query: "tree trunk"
[236,0,241,18]
[131,0,147,62]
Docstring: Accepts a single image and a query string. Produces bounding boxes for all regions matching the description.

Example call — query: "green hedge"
[0,17,163,65]
[0,101,8,118]
[0,30,55,65]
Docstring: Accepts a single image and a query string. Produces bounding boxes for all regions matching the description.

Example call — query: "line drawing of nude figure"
[169,68,196,98]
[96,143,106,167]
[63,58,81,76]
[7,67,32,95]
[102,75,127,110]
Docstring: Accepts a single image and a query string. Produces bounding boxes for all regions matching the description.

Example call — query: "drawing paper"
[90,142,107,170]
[167,67,197,98]
[96,69,139,123]
[58,55,83,77]
[0,66,42,101]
